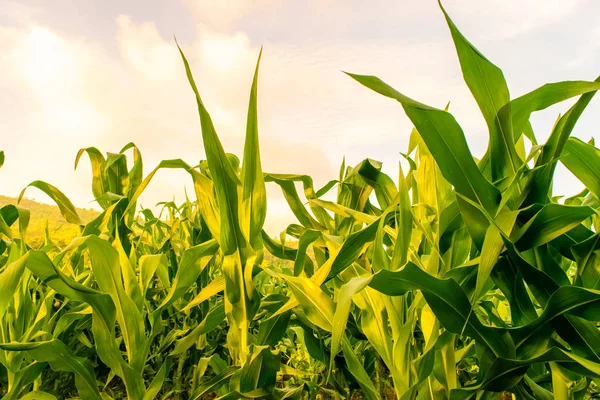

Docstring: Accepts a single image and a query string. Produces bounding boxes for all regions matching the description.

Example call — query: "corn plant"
[2,1,600,399]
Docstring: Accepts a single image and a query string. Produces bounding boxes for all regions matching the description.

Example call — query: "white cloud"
[0,4,339,232]
[0,0,598,233]
[443,0,585,40]
[184,0,282,30]
[116,15,181,83]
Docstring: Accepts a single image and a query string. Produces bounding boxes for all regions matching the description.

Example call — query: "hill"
[0,195,99,248]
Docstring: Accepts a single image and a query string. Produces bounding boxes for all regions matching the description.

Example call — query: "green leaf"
[182,275,226,312]
[347,73,499,215]
[474,209,519,301]
[0,340,101,400]
[357,158,398,210]
[171,302,226,355]
[138,254,168,300]
[262,230,297,260]
[391,162,412,269]
[326,219,379,281]
[157,239,219,309]
[279,274,335,331]
[440,1,519,182]
[19,181,82,225]
[0,252,28,317]
[561,137,600,200]
[190,366,240,400]
[573,234,600,290]
[2,362,48,400]
[509,284,600,348]
[75,147,109,208]
[522,77,600,206]
[19,391,58,400]
[329,275,372,376]
[257,310,292,347]
[293,229,320,276]
[142,360,168,400]
[240,48,267,251]
[265,176,324,230]
[515,204,594,250]
[78,236,146,372]
[342,337,381,400]
[26,250,145,399]
[508,80,600,141]
[369,263,515,358]
[451,347,600,398]
[177,41,246,257]
[238,345,280,393]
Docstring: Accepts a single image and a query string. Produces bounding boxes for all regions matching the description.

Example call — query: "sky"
[1,0,599,234]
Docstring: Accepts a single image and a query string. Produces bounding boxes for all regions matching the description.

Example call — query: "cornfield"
[2,3,600,399]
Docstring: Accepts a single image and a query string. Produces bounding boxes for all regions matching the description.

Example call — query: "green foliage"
[2,2,600,399]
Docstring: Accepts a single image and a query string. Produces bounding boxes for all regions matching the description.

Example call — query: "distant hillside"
[0,195,99,248]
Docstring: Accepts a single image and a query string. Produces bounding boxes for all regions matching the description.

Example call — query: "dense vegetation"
[2,3,600,399]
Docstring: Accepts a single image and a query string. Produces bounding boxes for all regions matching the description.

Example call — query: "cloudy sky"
[1,0,599,233]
